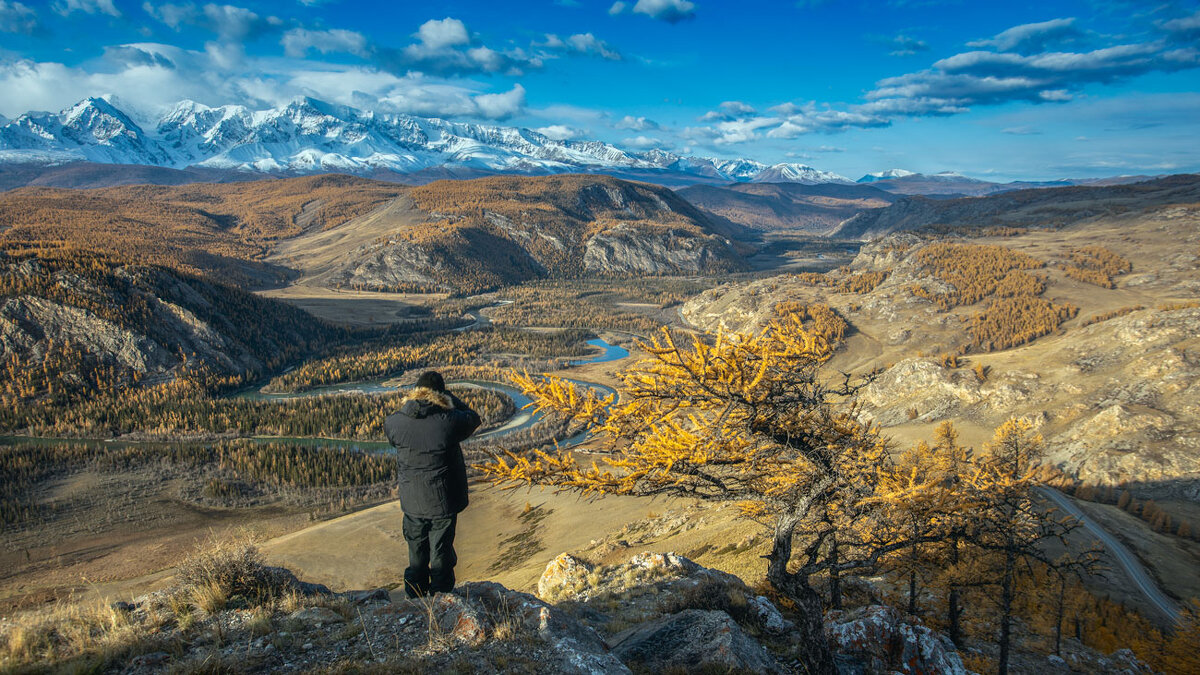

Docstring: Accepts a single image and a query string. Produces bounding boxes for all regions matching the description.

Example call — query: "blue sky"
[0,0,1198,180]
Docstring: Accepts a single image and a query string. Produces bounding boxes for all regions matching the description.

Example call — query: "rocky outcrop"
[280,174,746,293]
[119,573,628,674]
[610,609,783,673]
[827,605,969,675]
[18,548,1165,674]
[583,225,724,275]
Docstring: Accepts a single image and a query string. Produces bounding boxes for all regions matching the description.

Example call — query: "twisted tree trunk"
[767,513,838,675]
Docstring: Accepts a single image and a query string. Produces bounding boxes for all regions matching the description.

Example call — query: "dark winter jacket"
[384,387,481,519]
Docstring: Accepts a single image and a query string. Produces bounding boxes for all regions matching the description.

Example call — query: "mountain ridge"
[0,96,849,187]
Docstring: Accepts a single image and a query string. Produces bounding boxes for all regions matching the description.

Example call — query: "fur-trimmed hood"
[399,386,453,418]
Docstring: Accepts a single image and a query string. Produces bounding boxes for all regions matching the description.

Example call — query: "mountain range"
[0,96,850,187]
[0,97,1175,195]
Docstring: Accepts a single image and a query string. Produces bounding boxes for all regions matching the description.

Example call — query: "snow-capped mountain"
[752,163,853,184]
[0,97,850,185]
[857,168,917,183]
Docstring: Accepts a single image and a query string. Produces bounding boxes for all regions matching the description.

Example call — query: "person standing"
[384,371,480,598]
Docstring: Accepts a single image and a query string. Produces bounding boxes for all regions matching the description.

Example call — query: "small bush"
[177,536,273,602]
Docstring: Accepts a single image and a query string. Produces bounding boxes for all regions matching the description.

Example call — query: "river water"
[2,337,626,454]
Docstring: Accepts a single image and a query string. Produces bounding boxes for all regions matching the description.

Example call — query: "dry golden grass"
[191,581,229,616]
[0,595,159,670]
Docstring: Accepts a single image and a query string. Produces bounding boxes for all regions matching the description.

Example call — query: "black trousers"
[402,513,458,598]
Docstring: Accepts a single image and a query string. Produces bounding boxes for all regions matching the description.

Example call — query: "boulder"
[432,592,488,647]
[826,605,968,675]
[342,588,392,605]
[539,553,596,600]
[444,582,631,674]
[287,606,345,627]
[611,609,785,673]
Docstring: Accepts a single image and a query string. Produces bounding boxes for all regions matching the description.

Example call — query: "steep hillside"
[834,173,1200,240]
[273,174,746,294]
[677,182,896,233]
[0,248,338,413]
[0,174,404,287]
[0,173,744,294]
[684,202,1200,505]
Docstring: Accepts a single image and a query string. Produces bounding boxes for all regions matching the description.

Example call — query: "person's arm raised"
[448,393,481,440]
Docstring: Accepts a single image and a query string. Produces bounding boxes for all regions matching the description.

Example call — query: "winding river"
[2,337,626,454]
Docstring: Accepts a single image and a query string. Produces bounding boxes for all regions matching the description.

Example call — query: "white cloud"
[967,18,1083,54]
[537,32,622,61]
[473,84,526,119]
[622,135,665,148]
[142,2,195,29]
[565,33,621,60]
[686,116,777,145]
[143,3,283,42]
[614,115,661,130]
[1162,10,1200,43]
[386,17,544,77]
[608,2,626,16]
[0,0,37,33]
[55,0,119,16]
[414,17,470,50]
[0,44,529,123]
[535,124,584,140]
[202,3,283,42]
[631,0,695,23]
[282,28,370,58]
[699,100,757,121]
[883,34,930,57]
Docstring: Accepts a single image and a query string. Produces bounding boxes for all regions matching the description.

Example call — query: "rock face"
[582,225,720,275]
[537,551,794,672]
[433,582,629,673]
[0,251,334,394]
[610,609,783,673]
[274,174,745,293]
[826,605,969,675]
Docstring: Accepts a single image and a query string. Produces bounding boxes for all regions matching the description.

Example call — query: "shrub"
[176,537,272,602]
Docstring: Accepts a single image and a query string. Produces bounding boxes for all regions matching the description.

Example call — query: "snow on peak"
[0,97,851,185]
[857,168,917,182]
[752,163,853,184]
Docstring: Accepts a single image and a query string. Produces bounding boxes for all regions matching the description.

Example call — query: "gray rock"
[450,581,631,674]
[288,606,345,627]
[611,609,784,673]
[826,605,968,675]
[342,588,392,605]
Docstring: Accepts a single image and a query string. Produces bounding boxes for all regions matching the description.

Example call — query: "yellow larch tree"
[481,316,948,675]
[965,417,1100,675]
